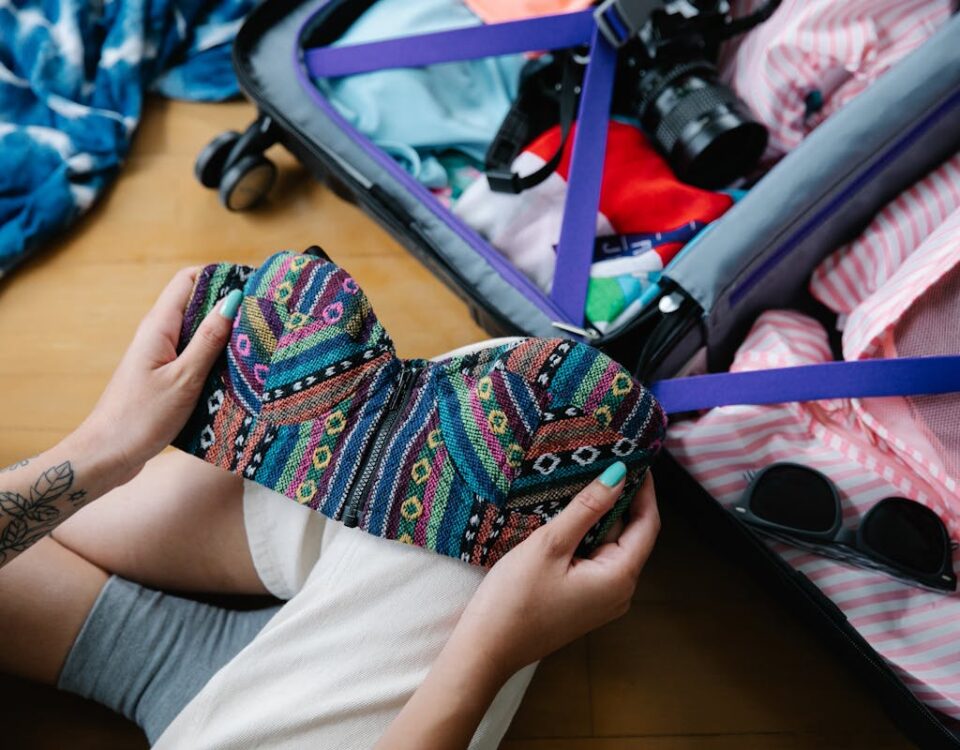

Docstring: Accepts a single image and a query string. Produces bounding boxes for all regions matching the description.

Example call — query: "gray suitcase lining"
[663,13,960,370]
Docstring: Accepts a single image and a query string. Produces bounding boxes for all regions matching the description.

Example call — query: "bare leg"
[0,536,107,684]
[51,450,266,595]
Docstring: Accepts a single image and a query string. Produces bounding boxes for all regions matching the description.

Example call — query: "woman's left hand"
[75,267,241,484]
[0,268,240,570]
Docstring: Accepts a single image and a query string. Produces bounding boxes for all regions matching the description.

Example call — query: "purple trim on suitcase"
[729,87,960,307]
[551,24,617,322]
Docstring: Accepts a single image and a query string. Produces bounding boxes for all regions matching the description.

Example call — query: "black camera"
[605,0,779,189]
[485,0,779,194]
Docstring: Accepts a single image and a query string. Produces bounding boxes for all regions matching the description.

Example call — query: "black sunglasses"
[732,463,957,592]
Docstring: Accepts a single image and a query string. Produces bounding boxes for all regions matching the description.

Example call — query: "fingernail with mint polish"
[219,289,242,320]
[598,461,626,488]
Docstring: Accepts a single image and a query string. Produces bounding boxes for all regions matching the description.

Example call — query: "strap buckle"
[593,0,661,48]
[486,168,523,194]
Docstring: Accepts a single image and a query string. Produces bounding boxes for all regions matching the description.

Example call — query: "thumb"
[544,461,626,557]
[175,288,241,384]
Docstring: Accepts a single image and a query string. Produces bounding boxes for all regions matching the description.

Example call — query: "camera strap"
[485,54,581,194]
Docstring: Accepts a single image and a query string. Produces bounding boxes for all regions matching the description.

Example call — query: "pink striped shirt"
[721,0,954,161]
[676,1,960,720]
[810,154,960,316]
[667,308,960,719]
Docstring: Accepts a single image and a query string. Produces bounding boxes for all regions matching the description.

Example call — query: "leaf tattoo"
[0,516,27,550]
[0,461,81,565]
[0,492,28,515]
[30,462,73,502]
[25,505,60,523]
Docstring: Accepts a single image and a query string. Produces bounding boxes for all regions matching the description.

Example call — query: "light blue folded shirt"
[316,0,524,188]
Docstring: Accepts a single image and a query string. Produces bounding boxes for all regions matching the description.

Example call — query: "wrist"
[376,625,512,750]
[64,420,141,491]
[438,626,514,700]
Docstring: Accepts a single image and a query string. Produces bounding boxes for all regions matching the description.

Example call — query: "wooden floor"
[0,99,914,749]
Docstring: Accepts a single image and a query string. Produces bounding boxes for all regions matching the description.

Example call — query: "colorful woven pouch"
[174,249,667,566]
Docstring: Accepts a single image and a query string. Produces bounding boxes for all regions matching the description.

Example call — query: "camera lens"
[637,61,768,189]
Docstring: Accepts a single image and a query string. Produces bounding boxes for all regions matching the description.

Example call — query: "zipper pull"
[550,321,601,341]
[387,366,417,411]
[341,365,420,529]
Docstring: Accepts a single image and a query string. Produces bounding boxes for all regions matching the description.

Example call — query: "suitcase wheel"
[195,130,241,188]
[196,116,279,208]
[218,154,277,212]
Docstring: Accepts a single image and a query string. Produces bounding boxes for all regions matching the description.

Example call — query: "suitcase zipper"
[341,364,420,528]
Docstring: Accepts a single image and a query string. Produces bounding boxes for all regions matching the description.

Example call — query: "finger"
[606,472,660,574]
[543,461,626,557]
[148,267,202,324]
[602,517,625,544]
[172,289,242,385]
[132,267,201,351]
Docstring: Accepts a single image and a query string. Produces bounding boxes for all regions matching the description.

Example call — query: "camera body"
[484,0,778,194]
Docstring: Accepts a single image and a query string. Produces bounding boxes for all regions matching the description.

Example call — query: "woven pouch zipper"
[342,364,420,528]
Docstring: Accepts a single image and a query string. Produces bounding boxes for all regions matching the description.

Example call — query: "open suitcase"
[205,0,960,746]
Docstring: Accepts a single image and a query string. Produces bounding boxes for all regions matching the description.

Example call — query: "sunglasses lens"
[750,465,837,533]
[862,499,947,574]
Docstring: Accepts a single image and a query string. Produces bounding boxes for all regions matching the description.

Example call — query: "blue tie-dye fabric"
[0,0,257,276]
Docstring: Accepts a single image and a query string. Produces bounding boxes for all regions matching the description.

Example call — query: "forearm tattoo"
[0,458,30,473]
[0,461,83,564]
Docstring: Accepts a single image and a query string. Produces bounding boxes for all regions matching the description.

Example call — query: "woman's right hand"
[376,465,659,750]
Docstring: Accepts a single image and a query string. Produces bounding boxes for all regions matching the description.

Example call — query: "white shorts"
[153,481,536,749]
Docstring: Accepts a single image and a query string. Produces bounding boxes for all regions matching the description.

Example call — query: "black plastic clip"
[593,0,661,48]
[485,168,524,194]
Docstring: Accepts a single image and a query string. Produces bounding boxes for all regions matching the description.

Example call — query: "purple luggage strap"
[301,12,960,413]
[303,9,610,325]
[650,355,960,413]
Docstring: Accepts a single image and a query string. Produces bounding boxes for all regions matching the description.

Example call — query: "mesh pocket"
[853,263,960,526]
[893,264,960,483]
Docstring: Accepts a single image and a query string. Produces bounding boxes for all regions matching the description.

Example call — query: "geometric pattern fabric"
[175,249,666,566]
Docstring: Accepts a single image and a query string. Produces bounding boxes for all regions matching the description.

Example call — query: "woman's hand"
[452,463,660,682]
[75,267,241,484]
[377,465,659,750]
[0,268,239,569]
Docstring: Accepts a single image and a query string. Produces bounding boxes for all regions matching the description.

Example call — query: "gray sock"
[58,576,280,743]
